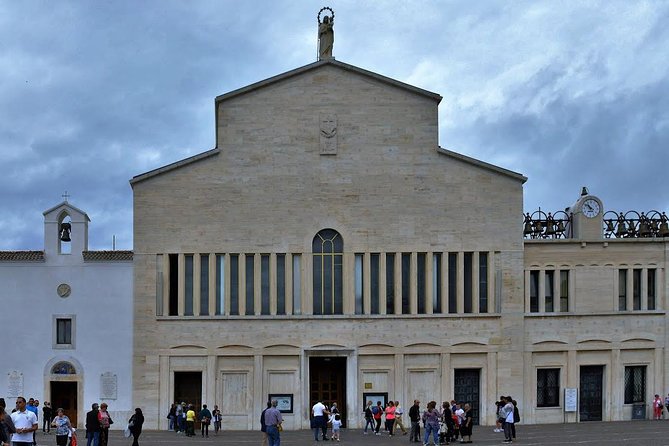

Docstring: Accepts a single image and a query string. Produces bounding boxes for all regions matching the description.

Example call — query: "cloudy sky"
[1,1,667,250]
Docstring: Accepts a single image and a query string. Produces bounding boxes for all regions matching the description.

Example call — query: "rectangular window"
[401,253,411,314]
[370,254,380,314]
[156,254,163,316]
[448,253,457,313]
[464,252,473,313]
[168,253,178,316]
[633,269,641,310]
[560,270,569,312]
[386,253,395,315]
[433,253,442,313]
[230,254,239,315]
[276,254,286,315]
[56,318,72,345]
[200,254,209,316]
[545,270,554,312]
[292,254,301,315]
[184,254,194,316]
[648,268,656,310]
[537,368,560,407]
[417,253,426,314]
[245,255,255,315]
[624,366,646,404]
[529,270,539,312]
[261,254,270,315]
[216,254,225,315]
[354,254,364,315]
[479,252,488,313]
[619,269,627,311]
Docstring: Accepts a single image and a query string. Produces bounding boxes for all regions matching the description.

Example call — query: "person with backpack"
[372,401,383,435]
[511,398,520,441]
[501,397,515,444]
[363,401,374,434]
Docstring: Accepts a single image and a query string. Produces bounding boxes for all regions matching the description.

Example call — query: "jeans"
[504,422,514,441]
[266,425,280,446]
[423,423,438,445]
[168,415,175,430]
[410,420,421,441]
[86,431,100,446]
[363,417,374,432]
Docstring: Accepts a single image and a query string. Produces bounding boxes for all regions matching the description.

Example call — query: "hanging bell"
[659,213,669,237]
[523,214,533,237]
[60,222,72,242]
[639,214,651,237]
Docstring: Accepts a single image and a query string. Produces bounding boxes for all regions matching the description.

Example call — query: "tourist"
[459,403,473,444]
[199,404,212,437]
[654,394,663,420]
[11,397,39,446]
[330,414,342,442]
[384,400,396,436]
[128,408,144,446]
[311,400,327,441]
[212,405,222,434]
[372,401,383,435]
[363,401,374,434]
[28,399,39,446]
[51,408,74,446]
[511,399,520,440]
[408,399,421,443]
[494,400,504,432]
[167,403,176,431]
[393,401,407,435]
[98,403,113,446]
[0,406,14,446]
[439,401,454,445]
[260,401,271,446]
[501,397,515,444]
[421,401,441,446]
[185,404,196,437]
[264,400,283,446]
[85,403,101,446]
[43,402,53,434]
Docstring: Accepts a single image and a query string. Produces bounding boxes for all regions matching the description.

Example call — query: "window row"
[526,269,570,313]
[536,365,648,407]
[156,249,497,317]
[618,268,657,311]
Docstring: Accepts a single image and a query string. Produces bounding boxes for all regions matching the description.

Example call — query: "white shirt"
[312,402,326,416]
[11,409,38,442]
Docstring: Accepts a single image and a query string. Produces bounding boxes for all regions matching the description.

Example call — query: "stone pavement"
[34,421,669,446]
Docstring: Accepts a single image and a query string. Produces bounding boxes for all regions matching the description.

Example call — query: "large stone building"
[128,53,669,430]
[0,201,133,427]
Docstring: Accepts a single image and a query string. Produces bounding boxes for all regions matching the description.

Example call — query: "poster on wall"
[564,388,578,412]
[7,371,23,397]
[268,394,293,413]
[362,392,388,409]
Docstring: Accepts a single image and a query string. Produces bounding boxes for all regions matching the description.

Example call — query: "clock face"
[582,198,600,218]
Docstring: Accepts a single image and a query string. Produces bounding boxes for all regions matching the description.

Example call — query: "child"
[330,413,342,442]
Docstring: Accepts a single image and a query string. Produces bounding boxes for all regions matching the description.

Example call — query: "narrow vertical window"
[312,230,343,315]
[156,254,164,316]
[559,270,569,312]
[292,254,302,315]
[261,254,270,315]
[354,254,364,315]
[56,318,72,345]
[401,253,411,314]
[230,254,239,315]
[545,270,554,312]
[200,254,209,316]
[537,369,560,407]
[216,254,225,315]
[624,366,646,404]
[417,253,426,314]
[386,253,395,314]
[633,269,641,310]
[463,252,473,313]
[370,254,380,314]
[185,254,194,316]
[245,255,255,315]
[529,270,539,312]
[648,268,656,310]
[618,269,627,311]
[478,252,488,313]
[168,254,178,316]
[448,253,457,313]
[276,254,286,315]
[433,253,442,313]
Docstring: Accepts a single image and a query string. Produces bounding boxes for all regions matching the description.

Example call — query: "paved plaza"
[34,421,669,446]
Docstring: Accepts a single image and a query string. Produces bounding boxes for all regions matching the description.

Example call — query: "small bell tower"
[567,187,604,240]
[43,199,90,259]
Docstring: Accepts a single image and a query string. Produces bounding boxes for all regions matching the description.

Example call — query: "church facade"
[129,57,669,430]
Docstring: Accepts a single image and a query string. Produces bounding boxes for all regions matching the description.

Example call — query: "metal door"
[579,365,603,421]
[454,369,480,425]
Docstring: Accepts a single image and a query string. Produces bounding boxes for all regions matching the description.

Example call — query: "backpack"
[372,406,382,418]
[513,406,520,423]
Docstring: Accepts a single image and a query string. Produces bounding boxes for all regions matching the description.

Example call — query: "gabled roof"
[0,251,45,262]
[437,146,527,183]
[43,201,91,221]
[215,58,443,104]
[130,147,219,186]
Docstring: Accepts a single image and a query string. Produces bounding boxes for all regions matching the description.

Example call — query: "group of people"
[494,396,520,444]
[167,402,222,438]
[311,401,343,442]
[85,402,144,446]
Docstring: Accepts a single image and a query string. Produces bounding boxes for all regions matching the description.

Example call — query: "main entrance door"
[174,372,202,409]
[579,365,603,421]
[309,357,347,427]
[454,369,480,425]
[51,381,77,426]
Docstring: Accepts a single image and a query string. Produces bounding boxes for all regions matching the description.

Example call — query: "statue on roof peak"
[318,7,334,60]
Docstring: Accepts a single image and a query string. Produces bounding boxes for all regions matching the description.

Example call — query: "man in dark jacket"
[408,400,421,443]
[85,403,101,446]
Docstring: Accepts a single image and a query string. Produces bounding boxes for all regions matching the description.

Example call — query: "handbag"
[277,423,283,432]
[123,425,132,438]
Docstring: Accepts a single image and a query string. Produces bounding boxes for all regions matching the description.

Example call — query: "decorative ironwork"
[603,210,669,238]
[523,210,572,239]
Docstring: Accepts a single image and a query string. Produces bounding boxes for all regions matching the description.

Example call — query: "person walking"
[128,408,144,446]
[311,400,328,441]
[372,401,383,435]
[212,405,222,435]
[363,401,374,434]
[393,401,407,435]
[264,400,283,446]
[408,400,421,443]
[199,404,212,437]
[51,408,74,446]
[85,403,101,446]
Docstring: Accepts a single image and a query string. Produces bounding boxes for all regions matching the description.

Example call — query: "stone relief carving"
[320,113,338,155]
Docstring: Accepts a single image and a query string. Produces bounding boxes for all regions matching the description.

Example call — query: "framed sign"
[564,388,578,412]
[362,392,388,409]
[268,394,293,413]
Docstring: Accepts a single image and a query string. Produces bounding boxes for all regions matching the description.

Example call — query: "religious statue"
[318,7,334,60]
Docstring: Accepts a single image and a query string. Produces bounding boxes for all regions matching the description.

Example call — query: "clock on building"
[582,198,601,218]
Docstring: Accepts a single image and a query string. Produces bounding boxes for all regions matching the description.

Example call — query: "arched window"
[312,229,343,315]
[51,361,76,375]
